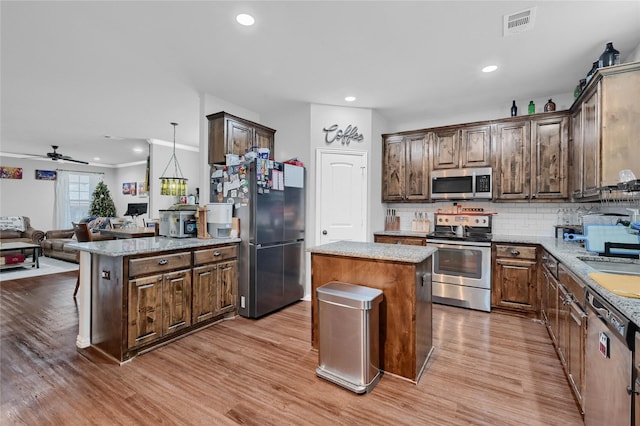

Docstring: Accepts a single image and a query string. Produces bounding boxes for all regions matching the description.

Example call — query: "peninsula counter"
[308,241,437,383]
[68,236,240,363]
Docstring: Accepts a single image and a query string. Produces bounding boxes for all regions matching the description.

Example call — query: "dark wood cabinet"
[162,269,192,335]
[493,120,531,200]
[531,115,569,199]
[494,114,569,201]
[382,133,429,202]
[207,111,275,164]
[432,124,491,170]
[92,243,239,363]
[374,234,427,246]
[570,62,640,199]
[492,244,538,315]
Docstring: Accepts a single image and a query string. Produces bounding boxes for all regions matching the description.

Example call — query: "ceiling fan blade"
[64,158,89,165]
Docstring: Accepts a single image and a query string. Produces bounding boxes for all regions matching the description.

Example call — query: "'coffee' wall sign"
[323,124,364,145]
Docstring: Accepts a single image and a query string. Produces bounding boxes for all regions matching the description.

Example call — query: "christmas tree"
[88,181,117,217]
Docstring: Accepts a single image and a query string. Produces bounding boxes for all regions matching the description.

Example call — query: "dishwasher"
[585,289,635,426]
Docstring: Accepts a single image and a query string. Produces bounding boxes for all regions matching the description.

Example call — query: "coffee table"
[0,242,40,270]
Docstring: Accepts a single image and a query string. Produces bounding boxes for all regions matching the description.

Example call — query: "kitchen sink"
[580,259,640,276]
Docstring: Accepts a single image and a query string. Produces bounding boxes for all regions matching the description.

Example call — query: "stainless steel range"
[429,212,493,312]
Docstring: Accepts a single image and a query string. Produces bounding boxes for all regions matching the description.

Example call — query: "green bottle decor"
[528,101,535,115]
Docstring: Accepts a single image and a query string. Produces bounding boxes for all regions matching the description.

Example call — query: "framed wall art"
[35,169,57,180]
[0,167,23,179]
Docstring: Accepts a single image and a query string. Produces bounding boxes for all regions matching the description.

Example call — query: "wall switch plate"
[241,296,245,309]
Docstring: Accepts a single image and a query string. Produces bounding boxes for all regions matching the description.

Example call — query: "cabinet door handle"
[510,249,520,256]
[158,259,168,265]
[214,251,221,256]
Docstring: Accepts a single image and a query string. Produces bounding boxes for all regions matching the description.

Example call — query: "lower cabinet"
[491,244,538,315]
[91,243,238,363]
[192,259,238,323]
[374,234,427,246]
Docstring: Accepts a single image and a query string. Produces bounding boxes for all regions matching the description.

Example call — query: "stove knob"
[475,219,480,223]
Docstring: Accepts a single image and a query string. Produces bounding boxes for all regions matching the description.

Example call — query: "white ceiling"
[2,1,639,167]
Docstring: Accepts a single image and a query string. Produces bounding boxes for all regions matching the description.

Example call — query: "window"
[55,171,103,228]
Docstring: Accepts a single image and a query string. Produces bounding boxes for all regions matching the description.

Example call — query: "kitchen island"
[308,241,437,383]
[68,236,241,363]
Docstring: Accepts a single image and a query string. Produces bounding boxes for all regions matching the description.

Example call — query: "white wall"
[113,163,148,226]
[0,156,117,231]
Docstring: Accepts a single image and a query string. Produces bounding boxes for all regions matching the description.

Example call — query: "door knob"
[322,230,328,235]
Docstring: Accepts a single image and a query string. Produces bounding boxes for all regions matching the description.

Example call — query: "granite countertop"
[67,236,241,257]
[308,240,437,263]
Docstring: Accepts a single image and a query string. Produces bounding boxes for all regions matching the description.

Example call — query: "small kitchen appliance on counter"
[206,203,233,238]
[428,211,493,312]
[159,206,197,238]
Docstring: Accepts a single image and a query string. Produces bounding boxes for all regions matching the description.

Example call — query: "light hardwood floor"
[1,271,583,425]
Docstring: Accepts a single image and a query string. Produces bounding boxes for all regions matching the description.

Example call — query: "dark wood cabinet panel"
[431,128,459,170]
[569,106,583,198]
[405,134,429,200]
[531,115,569,199]
[492,244,538,315]
[227,118,254,157]
[581,88,600,197]
[162,269,192,335]
[374,234,426,246]
[217,260,238,315]
[494,120,531,200]
[460,124,491,168]
[128,274,163,349]
[192,265,217,323]
[382,135,405,201]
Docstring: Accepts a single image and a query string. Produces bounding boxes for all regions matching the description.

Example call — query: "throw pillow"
[0,216,26,232]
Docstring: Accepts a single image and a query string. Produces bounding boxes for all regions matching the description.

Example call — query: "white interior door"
[316,149,367,245]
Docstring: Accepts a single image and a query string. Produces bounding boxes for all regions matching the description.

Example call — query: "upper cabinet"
[432,124,491,170]
[382,133,429,202]
[494,120,531,200]
[207,112,276,164]
[570,62,640,199]
[493,113,569,201]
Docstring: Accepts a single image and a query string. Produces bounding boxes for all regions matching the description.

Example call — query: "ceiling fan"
[44,145,89,164]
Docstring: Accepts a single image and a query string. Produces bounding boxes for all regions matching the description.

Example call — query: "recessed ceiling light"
[236,13,255,26]
[345,96,356,102]
[133,148,143,153]
[93,157,100,161]
[482,65,498,73]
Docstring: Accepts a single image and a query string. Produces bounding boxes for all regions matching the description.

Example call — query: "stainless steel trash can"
[316,281,384,394]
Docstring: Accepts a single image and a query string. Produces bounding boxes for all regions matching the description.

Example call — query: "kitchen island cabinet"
[69,237,240,363]
[308,241,436,383]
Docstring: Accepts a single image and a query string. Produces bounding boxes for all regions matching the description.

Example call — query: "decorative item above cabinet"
[207,111,276,164]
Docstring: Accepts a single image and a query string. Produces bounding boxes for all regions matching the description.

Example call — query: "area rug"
[0,256,78,281]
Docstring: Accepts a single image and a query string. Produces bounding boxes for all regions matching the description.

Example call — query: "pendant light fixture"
[159,122,187,196]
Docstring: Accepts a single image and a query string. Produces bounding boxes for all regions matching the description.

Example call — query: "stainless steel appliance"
[429,212,492,312]
[585,289,634,426]
[430,167,492,200]
[211,159,305,318]
[158,209,196,238]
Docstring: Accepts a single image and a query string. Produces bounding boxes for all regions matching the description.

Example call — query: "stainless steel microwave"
[430,167,493,200]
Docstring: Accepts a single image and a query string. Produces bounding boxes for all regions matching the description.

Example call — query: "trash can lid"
[316,281,383,309]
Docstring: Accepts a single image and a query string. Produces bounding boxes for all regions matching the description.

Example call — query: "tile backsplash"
[386,201,632,237]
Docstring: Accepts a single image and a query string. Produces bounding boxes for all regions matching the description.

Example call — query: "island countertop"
[307,241,437,263]
[67,236,241,257]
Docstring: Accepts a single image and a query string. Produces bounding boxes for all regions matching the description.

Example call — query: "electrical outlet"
[241,296,245,308]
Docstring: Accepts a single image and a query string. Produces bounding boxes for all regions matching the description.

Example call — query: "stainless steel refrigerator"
[210,159,305,318]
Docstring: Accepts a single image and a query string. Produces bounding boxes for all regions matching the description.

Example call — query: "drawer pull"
[158,259,169,265]
[214,251,221,256]
[510,249,520,256]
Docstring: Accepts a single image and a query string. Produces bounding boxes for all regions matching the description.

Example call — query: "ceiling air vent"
[503,7,536,36]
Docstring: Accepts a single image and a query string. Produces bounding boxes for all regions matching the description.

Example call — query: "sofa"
[0,216,45,245]
[41,217,115,263]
